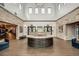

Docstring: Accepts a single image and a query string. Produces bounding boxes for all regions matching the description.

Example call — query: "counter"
[27,35,53,48]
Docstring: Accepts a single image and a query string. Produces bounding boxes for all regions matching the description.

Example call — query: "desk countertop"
[27,35,53,39]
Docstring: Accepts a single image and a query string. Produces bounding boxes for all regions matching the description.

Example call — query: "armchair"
[72,38,79,49]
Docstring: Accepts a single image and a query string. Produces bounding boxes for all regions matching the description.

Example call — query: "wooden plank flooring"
[0,38,79,56]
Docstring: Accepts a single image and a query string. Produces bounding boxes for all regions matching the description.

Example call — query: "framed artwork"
[59,25,63,33]
[19,26,23,33]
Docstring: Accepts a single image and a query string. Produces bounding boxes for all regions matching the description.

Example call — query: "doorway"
[6,24,17,40]
[0,21,17,40]
[75,24,79,40]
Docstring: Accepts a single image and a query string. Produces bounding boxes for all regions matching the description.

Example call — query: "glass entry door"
[76,24,79,40]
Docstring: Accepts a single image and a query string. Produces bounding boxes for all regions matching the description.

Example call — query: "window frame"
[28,7,33,14]
[41,8,45,14]
[35,8,39,14]
[47,7,52,14]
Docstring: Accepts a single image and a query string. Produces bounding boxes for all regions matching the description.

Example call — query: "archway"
[0,21,17,40]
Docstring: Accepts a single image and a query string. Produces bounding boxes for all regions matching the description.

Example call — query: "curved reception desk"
[27,35,53,48]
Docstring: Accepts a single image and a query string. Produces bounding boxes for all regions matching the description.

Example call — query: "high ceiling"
[2,3,79,21]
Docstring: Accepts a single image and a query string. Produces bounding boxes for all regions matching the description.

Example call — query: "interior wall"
[0,6,24,39]
[56,3,79,20]
[24,22,56,37]
[56,24,67,40]
[56,7,79,40]
[4,3,26,20]
[66,24,75,40]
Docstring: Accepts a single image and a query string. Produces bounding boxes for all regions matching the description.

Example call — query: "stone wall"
[56,7,79,40]
[0,6,24,39]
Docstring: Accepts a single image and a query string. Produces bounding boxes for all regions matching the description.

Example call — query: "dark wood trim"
[56,7,79,21]
[0,6,24,22]
[28,37,53,48]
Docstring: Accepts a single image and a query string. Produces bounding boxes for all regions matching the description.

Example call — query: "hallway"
[0,38,79,56]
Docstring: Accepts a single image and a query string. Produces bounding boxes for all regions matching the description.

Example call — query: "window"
[58,4,61,10]
[35,8,39,14]
[19,26,23,33]
[28,7,32,14]
[41,8,45,14]
[47,8,51,14]
[19,4,22,10]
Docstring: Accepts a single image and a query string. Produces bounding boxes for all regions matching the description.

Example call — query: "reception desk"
[27,35,53,48]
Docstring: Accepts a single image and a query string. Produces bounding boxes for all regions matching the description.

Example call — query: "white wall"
[24,22,56,37]
[4,3,26,20]
[66,24,75,40]
[56,3,79,20]
[3,3,79,21]
[25,3,57,20]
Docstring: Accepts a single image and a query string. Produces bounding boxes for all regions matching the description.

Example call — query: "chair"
[0,39,9,51]
[72,38,79,49]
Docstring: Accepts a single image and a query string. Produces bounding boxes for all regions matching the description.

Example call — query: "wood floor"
[0,38,79,56]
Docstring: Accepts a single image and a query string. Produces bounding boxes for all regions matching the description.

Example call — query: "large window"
[19,4,22,10]
[28,7,52,15]
[41,8,45,14]
[35,8,39,14]
[47,8,52,14]
[28,7,32,14]
[58,4,61,10]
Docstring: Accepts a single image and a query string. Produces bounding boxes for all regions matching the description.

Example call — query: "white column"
[16,25,19,40]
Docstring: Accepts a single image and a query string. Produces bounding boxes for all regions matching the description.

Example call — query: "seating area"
[0,25,9,51]
[0,39,9,51]
[72,38,79,49]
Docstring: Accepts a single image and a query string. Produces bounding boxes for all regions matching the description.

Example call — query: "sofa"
[0,39,9,51]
